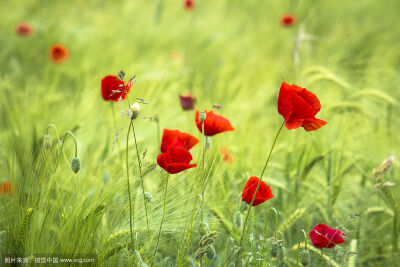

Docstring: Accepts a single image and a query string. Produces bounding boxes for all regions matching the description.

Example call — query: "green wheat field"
[1,0,399,266]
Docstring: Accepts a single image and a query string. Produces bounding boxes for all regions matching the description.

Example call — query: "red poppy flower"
[309,223,346,249]
[101,75,132,102]
[242,176,274,206]
[49,44,69,64]
[195,110,234,137]
[278,82,327,131]
[221,147,233,164]
[0,181,13,196]
[183,0,195,10]
[157,147,197,174]
[16,22,33,36]
[161,129,199,153]
[180,93,196,110]
[280,14,297,27]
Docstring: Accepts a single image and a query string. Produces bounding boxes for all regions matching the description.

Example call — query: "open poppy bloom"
[242,176,274,206]
[157,147,197,174]
[0,181,13,196]
[195,110,234,136]
[183,0,195,10]
[309,223,346,249]
[101,75,132,102]
[161,129,199,153]
[180,93,196,110]
[221,147,233,164]
[280,14,297,27]
[16,22,33,36]
[49,44,69,64]
[278,82,327,131]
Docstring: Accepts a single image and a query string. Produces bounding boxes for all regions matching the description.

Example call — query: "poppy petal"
[302,118,327,131]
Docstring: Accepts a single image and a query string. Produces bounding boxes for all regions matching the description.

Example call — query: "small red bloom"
[242,176,274,206]
[278,82,327,131]
[195,110,234,137]
[16,22,33,36]
[0,181,13,196]
[183,0,195,10]
[101,75,132,102]
[49,44,69,64]
[157,147,197,174]
[161,129,199,153]
[180,93,196,110]
[309,223,346,249]
[280,14,297,27]
[221,147,233,164]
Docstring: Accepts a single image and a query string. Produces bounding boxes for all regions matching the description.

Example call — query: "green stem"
[296,230,308,267]
[152,173,170,266]
[131,121,151,240]
[235,121,285,267]
[260,208,278,266]
[46,124,70,167]
[39,131,78,241]
[126,121,135,246]
[184,194,202,266]
[200,121,206,222]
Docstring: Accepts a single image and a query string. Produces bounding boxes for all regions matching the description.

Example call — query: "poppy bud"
[199,111,206,122]
[198,222,209,236]
[130,102,140,119]
[71,158,80,173]
[144,192,153,203]
[300,249,310,266]
[233,211,243,228]
[270,241,279,258]
[206,245,216,260]
[43,134,52,149]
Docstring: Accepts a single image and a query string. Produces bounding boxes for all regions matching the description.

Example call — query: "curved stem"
[260,207,278,266]
[152,173,169,266]
[296,229,308,267]
[46,124,70,167]
[39,131,78,240]
[126,121,135,246]
[131,121,151,240]
[235,121,285,267]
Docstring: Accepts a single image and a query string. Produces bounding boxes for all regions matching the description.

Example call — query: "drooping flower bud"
[270,240,279,258]
[144,192,153,203]
[300,249,310,266]
[179,93,196,110]
[130,102,141,120]
[206,245,216,260]
[43,134,52,150]
[199,111,206,122]
[198,222,209,236]
[233,211,243,228]
[71,158,80,173]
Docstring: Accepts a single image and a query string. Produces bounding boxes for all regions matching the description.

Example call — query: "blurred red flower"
[280,14,297,27]
[157,147,197,174]
[161,129,199,153]
[101,75,132,102]
[278,82,327,131]
[49,44,69,64]
[221,147,233,164]
[309,223,346,249]
[242,176,274,206]
[0,181,13,196]
[195,110,234,136]
[16,22,33,36]
[180,93,196,110]
[183,0,195,10]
